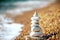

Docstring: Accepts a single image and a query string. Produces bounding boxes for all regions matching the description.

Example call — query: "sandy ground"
[8,1,60,40]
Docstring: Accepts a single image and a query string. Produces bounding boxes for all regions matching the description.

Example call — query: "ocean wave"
[0,0,55,15]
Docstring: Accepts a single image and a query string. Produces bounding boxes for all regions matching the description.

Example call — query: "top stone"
[33,11,39,17]
[31,11,40,20]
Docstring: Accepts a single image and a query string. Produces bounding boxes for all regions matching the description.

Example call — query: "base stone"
[25,35,46,40]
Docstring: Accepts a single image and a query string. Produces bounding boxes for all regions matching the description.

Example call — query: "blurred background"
[0,0,56,15]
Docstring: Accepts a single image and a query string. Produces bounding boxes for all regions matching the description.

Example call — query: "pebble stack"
[30,12,42,38]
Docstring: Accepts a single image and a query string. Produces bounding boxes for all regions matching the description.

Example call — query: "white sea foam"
[0,16,24,40]
[5,1,55,15]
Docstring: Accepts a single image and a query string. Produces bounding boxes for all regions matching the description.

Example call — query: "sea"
[0,0,55,15]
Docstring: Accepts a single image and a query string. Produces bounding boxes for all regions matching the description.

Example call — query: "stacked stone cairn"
[29,12,43,40]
